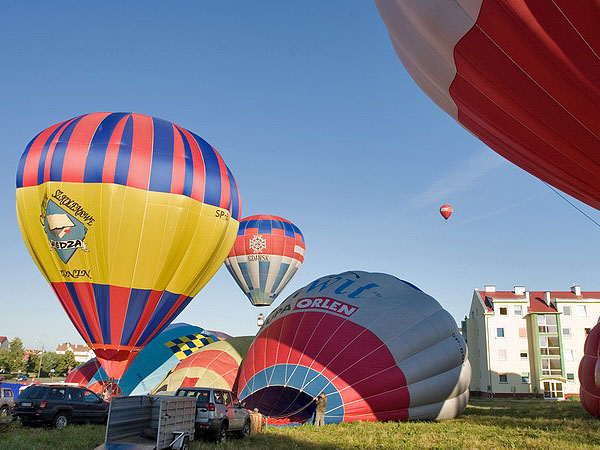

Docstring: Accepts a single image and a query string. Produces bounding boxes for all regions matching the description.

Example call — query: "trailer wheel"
[0,406,9,417]
[180,436,189,450]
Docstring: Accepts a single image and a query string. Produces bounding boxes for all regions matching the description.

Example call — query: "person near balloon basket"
[313,393,327,426]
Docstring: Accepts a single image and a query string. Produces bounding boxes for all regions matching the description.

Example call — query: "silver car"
[174,387,250,443]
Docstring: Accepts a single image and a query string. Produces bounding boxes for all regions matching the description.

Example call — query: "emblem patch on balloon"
[249,234,267,253]
[43,199,88,264]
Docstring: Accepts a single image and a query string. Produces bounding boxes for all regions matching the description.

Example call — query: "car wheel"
[216,423,227,443]
[239,420,251,438]
[0,406,9,417]
[53,413,69,429]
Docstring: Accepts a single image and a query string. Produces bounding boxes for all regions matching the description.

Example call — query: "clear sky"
[1,1,598,351]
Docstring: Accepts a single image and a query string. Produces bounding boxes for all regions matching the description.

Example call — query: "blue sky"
[1,1,598,350]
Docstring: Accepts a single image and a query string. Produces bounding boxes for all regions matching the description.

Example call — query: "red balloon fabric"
[580,321,600,416]
[376,1,600,210]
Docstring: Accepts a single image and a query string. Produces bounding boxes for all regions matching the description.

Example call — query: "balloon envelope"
[224,215,305,306]
[118,323,219,396]
[152,336,253,394]
[579,321,600,416]
[439,205,453,220]
[65,358,108,394]
[375,1,600,210]
[237,271,470,423]
[16,112,241,380]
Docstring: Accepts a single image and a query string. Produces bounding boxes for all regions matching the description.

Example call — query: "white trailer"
[95,395,195,450]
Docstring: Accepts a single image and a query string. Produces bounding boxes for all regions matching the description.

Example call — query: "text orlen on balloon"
[294,297,358,317]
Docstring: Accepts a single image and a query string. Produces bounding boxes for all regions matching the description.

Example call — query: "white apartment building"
[465,285,600,399]
[56,343,95,363]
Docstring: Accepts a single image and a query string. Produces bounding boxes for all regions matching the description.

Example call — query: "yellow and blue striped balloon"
[16,112,241,380]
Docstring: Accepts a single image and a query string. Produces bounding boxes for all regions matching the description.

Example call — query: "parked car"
[15,374,28,382]
[174,387,250,442]
[0,386,15,419]
[13,384,108,428]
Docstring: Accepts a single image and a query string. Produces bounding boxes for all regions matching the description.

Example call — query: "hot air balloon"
[118,323,219,395]
[579,321,600,417]
[440,205,453,221]
[237,271,470,423]
[65,358,108,395]
[152,336,253,394]
[224,215,305,306]
[16,112,241,382]
[375,1,600,210]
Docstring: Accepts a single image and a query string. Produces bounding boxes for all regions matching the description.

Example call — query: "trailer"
[95,395,195,450]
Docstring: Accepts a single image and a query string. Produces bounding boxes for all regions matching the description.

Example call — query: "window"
[497,328,505,338]
[541,358,562,376]
[214,391,224,404]
[48,388,66,400]
[576,305,587,317]
[539,336,560,356]
[498,349,507,360]
[564,349,574,361]
[499,374,508,383]
[567,373,575,382]
[519,327,527,338]
[68,389,83,402]
[520,351,528,360]
[563,306,571,316]
[538,315,558,334]
[514,305,522,316]
[521,373,530,383]
[500,307,508,315]
[2,389,12,398]
[84,391,99,403]
[562,328,571,338]
[222,391,232,406]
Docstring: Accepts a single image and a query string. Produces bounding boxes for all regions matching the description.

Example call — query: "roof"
[0,336,7,343]
[477,289,600,314]
[56,343,91,353]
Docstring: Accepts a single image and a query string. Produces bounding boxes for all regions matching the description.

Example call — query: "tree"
[0,338,26,374]
[55,351,77,376]
[40,352,58,377]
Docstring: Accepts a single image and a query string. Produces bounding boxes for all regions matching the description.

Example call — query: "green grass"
[1,399,598,449]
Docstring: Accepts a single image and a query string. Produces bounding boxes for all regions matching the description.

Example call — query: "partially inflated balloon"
[237,271,470,423]
[224,215,305,306]
[152,336,253,394]
[376,1,600,210]
[579,321,600,417]
[16,112,241,380]
[65,358,108,395]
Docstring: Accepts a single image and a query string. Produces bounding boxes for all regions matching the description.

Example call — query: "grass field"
[0,398,598,449]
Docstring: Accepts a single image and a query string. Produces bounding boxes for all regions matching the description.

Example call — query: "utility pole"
[37,344,44,379]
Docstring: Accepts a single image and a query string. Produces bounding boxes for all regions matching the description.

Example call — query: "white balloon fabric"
[237,271,470,423]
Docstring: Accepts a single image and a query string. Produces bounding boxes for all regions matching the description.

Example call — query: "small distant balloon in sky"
[440,205,453,221]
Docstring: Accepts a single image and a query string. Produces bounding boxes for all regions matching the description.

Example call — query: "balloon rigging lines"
[543,181,600,228]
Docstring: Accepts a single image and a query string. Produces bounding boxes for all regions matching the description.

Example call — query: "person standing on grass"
[313,392,327,426]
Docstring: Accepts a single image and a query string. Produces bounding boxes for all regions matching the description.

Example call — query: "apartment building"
[465,285,600,399]
[56,343,95,363]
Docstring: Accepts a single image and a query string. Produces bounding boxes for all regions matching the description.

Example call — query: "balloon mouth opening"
[244,387,316,423]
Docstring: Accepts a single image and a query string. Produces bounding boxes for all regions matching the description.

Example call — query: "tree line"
[0,337,78,378]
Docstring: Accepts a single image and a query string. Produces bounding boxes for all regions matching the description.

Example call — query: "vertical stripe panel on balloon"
[227,166,241,220]
[225,259,250,293]
[41,125,68,184]
[191,133,220,207]
[101,115,129,183]
[65,282,97,344]
[177,127,205,203]
[109,285,131,345]
[120,289,152,346]
[148,117,174,193]
[73,282,104,345]
[135,292,183,347]
[263,256,282,295]
[127,290,163,347]
[258,261,270,295]
[16,129,45,188]
[47,117,82,182]
[83,113,129,183]
[61,113,110,183]
[269,261,291,296]
[170,125,186,195]
[176,128,194,198]
[37,120,74,185]
[52,282,90,343]
[93,283,111,344]
[113,115,134,186]
[126,114,153,190]
[214,150,230,210]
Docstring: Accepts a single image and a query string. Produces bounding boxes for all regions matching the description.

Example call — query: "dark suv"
[13,385,108,428]
[175,387,250,442]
